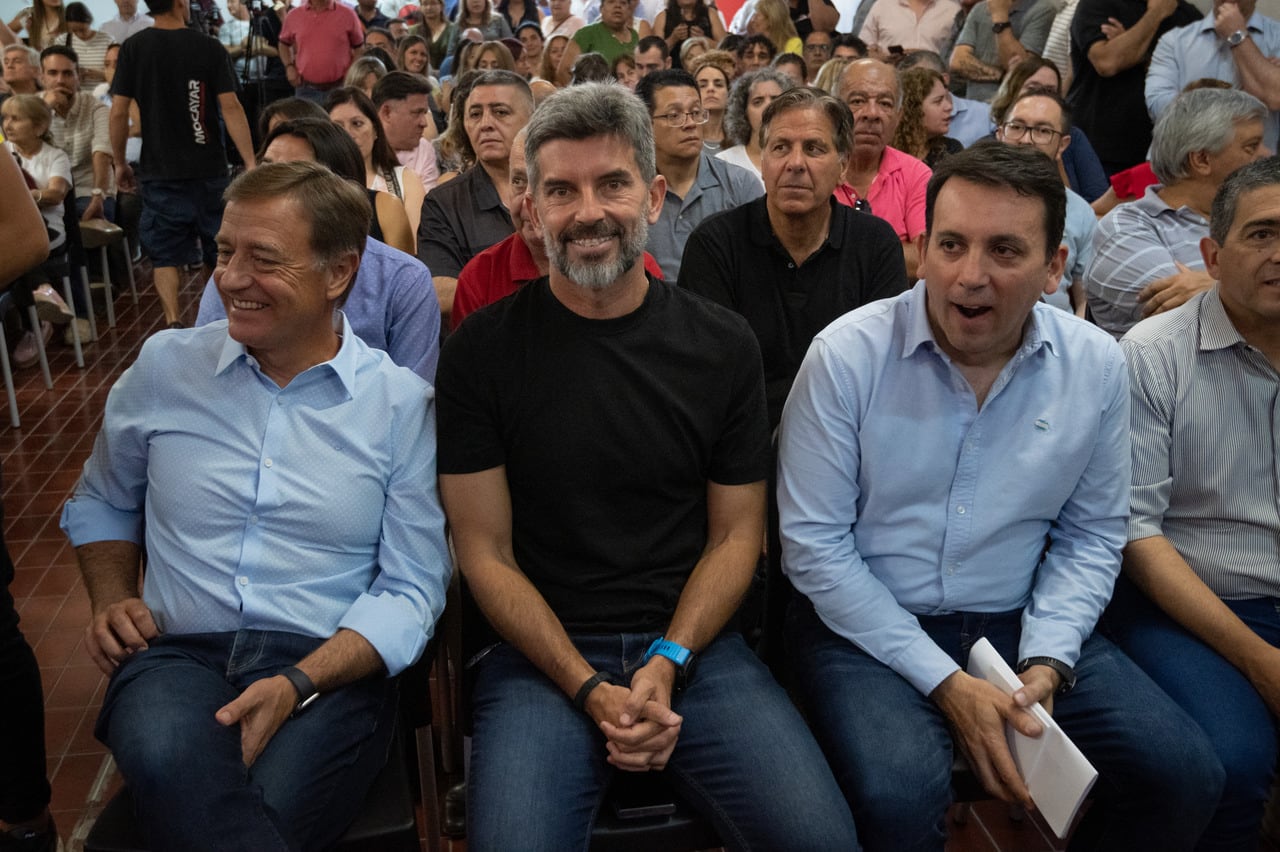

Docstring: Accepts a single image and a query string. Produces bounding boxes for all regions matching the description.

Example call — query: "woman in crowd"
[539,34,570,82]
[434,69,481,179]
[449,0,512,55]
[653,0,725,69]
[542,0,583,40]
[7,0,65,50]
[325,88,426,249]
[892,67,961,167]
[258,96,326,139]
[689,50,734,151]
[496,0,540,34]
[718,66,794,177]
[747,0,801,57]
[474,39,516,70]
[679,35,712,66]
[416,0,456,71]
[345,55,388,98]
[2,95,75,366]
[812,56,849,94]
[62,3,112,89]
[515,22,543,78]
[989,55,1109,201]
[398,34,433,77]
[611,52,639,89]
[260,117,414,254]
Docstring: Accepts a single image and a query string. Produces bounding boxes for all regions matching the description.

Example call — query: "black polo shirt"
[678,196,907,429]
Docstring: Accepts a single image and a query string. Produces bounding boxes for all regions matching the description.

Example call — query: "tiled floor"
[5,265,1064,852]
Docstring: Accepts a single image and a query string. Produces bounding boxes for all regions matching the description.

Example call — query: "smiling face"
[921,77,952,138]
[920,177,1065,369]
[762,105,845,219]
[840,61,899,160]
[403,41,429,73]
[1204,182,1280,334]
[329,100,378,163]
[213,196,353,373]
[464,84,531,167]
[529,133,663,290]
[694,65,727,111]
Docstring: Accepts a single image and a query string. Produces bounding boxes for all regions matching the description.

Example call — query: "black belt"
[299,77,341,91]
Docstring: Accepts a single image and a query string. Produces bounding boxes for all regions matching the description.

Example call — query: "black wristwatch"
[279,666,321,716]
[1016,656,1076,694]
[991,20,1011,33]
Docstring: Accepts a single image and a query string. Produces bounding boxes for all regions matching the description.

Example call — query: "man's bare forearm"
[294,627,386,692]
[77,540,143,613]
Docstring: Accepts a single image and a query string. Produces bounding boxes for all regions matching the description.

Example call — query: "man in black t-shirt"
[1065,0,1199,174]
[110,0,255,328]
[435,82,858,851]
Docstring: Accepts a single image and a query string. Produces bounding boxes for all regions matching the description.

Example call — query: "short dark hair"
[65,2,92,23]
[144,0,176,17]
[1210,156,1280,243]
[258,118,367,186]
[365,26,395,43]
[832,33,867,56]
[804,29,834,44]
[635,67,698,112]
[1006,89,1073,134]
[738,33,776,60]
[760,85,851,156]
[637,35,669,57]
[40,44,79,68]
[372,69,433,106]
[897,49,944,73]
[257,96,327,142]
[467,69,534,109]
[926,140,1066,260]
[570,51,611,83]
[773,52,806,79]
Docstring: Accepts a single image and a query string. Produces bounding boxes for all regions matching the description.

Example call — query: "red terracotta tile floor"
[4,265,1061,852]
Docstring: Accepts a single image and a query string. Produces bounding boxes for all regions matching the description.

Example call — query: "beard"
[545,215,649,291]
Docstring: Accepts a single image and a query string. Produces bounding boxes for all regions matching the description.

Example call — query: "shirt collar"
[1198,286,1246,351]
[1139,184,1208,223]
[215,311,360,396]
[901,279,1055,360]
[1200,10,1265,32]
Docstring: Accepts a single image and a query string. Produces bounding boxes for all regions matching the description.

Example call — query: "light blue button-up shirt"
[778,282,1130,696]
[197,236,442,382]
[1146,11,1280,154]
[60,317,451,676]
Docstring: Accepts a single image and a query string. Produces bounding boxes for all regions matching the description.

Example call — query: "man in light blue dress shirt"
[60,163,451,852]
[778,142,1224,850]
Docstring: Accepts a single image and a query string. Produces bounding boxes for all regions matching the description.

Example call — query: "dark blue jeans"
[1107,578,1279,852]
[788,600,1225,852]
[96,630,396,852]
[467,632,859,851]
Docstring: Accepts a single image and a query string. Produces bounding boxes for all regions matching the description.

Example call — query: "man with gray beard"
[433,82,857,851]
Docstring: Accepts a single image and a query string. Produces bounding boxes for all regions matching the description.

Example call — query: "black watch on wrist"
[1016,656,1076,694]
[279,666,320,716]
[991,20,1011,33]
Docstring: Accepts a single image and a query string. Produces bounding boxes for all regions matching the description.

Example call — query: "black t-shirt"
[111,27,240,181]
[436,276,770,634]
[1065,0,1200,170]
[679,197,907,429]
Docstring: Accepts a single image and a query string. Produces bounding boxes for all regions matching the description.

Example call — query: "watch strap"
[642,638,692,667]
[573,671,615,712]
[992,20,1011,33]
[279,665,320,714]
[1016,656,1076,694]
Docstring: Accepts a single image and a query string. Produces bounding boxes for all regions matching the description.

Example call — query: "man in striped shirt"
[1111,155,1280,851]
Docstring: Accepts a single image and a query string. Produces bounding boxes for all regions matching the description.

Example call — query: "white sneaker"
[33,285,74,325]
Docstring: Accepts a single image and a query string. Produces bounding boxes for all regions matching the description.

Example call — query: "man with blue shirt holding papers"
[60,162,451,852]
[778,141,1224,851]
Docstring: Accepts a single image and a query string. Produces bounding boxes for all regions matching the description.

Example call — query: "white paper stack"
[965,638,1098,839]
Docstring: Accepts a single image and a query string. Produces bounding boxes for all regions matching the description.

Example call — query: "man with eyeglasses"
[996,90,1095,316]
[636,69,763,281]
[836,58,933,280]
[802,29,833,81]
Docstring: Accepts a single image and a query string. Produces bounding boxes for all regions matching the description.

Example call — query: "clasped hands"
[583,659,683,773]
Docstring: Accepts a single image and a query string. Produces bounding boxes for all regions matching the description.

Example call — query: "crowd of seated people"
[2,0,1280,848]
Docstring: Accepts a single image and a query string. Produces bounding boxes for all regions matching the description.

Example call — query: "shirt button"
[249,515,258,524]
[956,505,966,514]
[787,262,795,268]
[238,576,249,586]
[264,458,273,468]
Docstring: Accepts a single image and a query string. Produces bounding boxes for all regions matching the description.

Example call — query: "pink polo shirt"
[858,0,961,55]
[834,146,932,242]
[279,0,364,85]
[397,137,440,193]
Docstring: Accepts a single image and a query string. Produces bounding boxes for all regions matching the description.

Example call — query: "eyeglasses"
[654,107,710,127]
[1000,121,1062,145]
[803,43,831,55]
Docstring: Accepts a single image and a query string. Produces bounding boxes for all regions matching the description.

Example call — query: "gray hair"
[724,67,795,148]
[1209,155,1280,244]
[524,82,656,192]
[4,44,40,66]
[1150,88,1267,185]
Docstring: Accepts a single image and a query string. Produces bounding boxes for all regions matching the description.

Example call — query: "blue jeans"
[96,630,396,852]
[788,600,1225,852]
[1106,578,1279,852]
[467,632,859,852]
